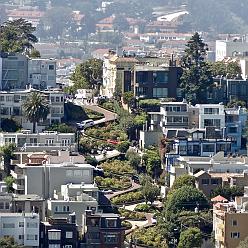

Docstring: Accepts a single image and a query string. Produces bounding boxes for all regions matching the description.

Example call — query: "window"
[27,234,38,240]
[83,170,90,177]
[0,202,4,209]
[231,232,240,239]
[46,139,54,145]
[55,96,60,102]
[211,179,219,185]
[49,245,60,248]
[106,219,117,228]
[66,232,73,239]
[27,222,38,228]
[154,71,168,84]
[153,88,168,98]
[3,223,15,228]
[19,222,24,227]
[62,139,70,146]
[0,96,4,101]
[104,234,118,244]
[204,108,219,114]
[74,170,82,177]
[66,170,73,177]
[202,144,215,153]
[48,231,61,240]
[232,220,237,226]
[51,96,55,102]
[90,218,100,227]
[65,246,72,248]
[202,179,209,185]
[19,235,24,240]
[204,119,221,128]
[49,64,55,70]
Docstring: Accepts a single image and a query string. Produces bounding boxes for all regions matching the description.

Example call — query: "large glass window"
[204,119,221,128]
[204,108,219,114]
[153,88,168,98]
[154,71,168,83]
[202,144,215,152]
[106,219,117,228]
[48,231,61,240]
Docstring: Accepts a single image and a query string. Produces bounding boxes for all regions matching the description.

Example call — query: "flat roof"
[13,194,44,201]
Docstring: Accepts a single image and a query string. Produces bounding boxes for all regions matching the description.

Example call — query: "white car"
[76,119,94,129]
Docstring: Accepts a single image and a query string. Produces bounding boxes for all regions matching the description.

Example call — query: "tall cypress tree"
[180,32,213,104]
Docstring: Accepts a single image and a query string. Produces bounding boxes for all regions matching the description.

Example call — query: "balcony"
[19,143,77,152]
[12,183,24,190]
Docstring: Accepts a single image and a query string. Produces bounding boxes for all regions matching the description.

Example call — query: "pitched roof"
[194,170,207,178]
[211,195,228,202]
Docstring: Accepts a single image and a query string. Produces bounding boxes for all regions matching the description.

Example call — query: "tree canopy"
[166,185,209,214]
[0,18,38,53]
[210,61,242,78]
[180,32,213,104]
[178,227,202,248]
[171,174,196,191]
[0,236,22,248]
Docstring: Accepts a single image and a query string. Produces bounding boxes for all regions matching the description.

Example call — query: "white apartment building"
[0,88,65,131]
[169,152,248,187]
[196,104,225,129]
[28,58,56,89]
[11,161,94,198]
[0,212,39,247]
[48,182,99,232]
[216,40,248,61]
[0,130,76,152]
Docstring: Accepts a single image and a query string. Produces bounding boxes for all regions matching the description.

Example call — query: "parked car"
[76,119,94,129]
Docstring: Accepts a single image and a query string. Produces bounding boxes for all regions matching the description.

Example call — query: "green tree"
[178,227,202,248]
[141,181,160,204]
[28,49,41,58]
[166,186,209,214]
[47,123,74,133]
[227,99,246,108]
[4,176,15,193]
[70,59,103,92]
[1,118,21,132]
[180,32,213,104]
[238,236,248,248]
[210,61,242,78]
[117,141,130,153]
[0,18,38,53]
[126,149,141,169]
[22,92,49,133]
[171,174,196,191]
[0,144,16,176]
[122,91,134,107]
[211,186,244,201]
[0,236,22,248]
[143,148,161,178]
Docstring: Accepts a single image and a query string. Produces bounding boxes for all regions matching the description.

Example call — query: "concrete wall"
[139,130,162,149]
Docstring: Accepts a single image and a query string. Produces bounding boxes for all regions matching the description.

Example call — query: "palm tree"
[22,92,49,133]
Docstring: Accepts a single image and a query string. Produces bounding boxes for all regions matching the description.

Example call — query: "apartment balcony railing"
[19,142,76,152]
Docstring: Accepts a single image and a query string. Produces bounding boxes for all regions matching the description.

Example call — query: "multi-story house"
[196,104,225,129]
[215,39,248,61]
[0,52,28,90]
[0,130,76,152]
[48,182,99,232]
[132,63,182,99]
[28,58,56,89]
[0,52,57,90]
[40,216,79,248]
[169,152,248,187]
[11,157,94,198]
[225,107,247,151]
[0,193,46,220]
[0,88,65,131]
[82,210,125,248]
[213,190,248,248]
[0,212,40,247]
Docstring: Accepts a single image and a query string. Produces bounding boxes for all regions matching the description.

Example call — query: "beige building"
[213,197,248,248]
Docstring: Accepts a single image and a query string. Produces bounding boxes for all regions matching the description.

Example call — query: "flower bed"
[111,190,144,205]
[95,176,131,191]
[119,209,146,221]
